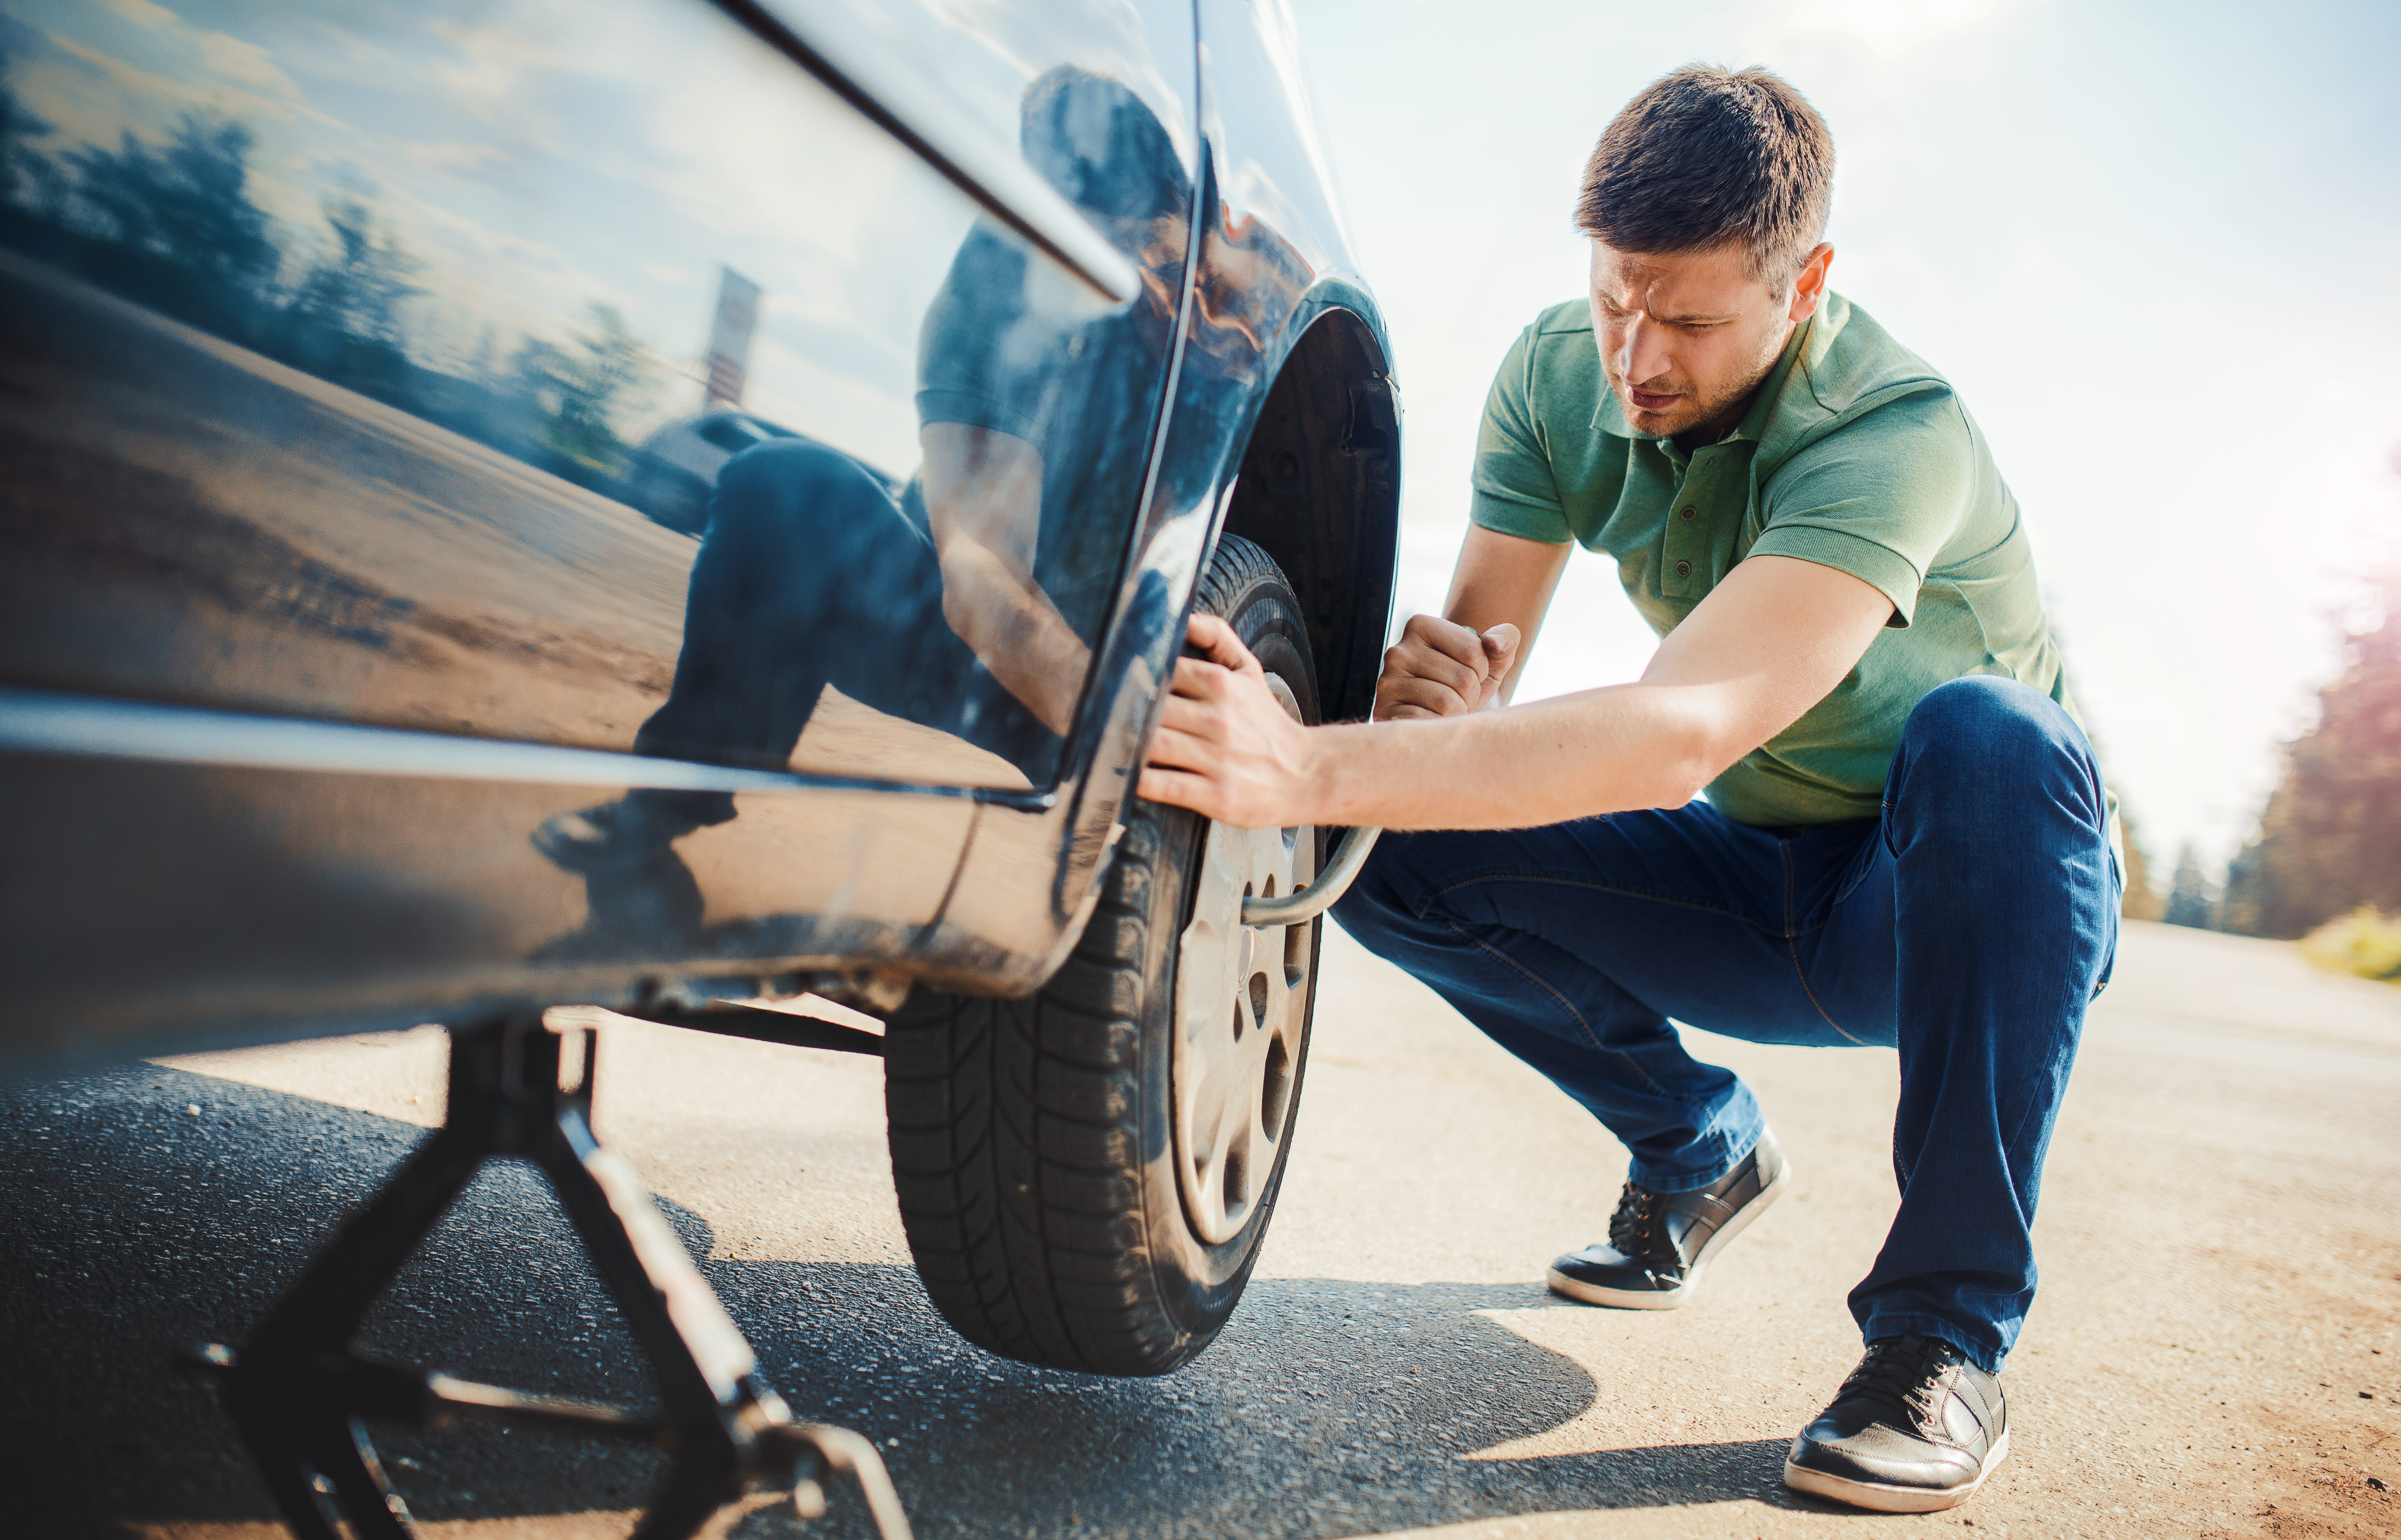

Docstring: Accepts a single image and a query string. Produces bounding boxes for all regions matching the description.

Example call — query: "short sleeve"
[1469,325,1574,545]
[1749,387,1972,627]
[915,224,1046,441]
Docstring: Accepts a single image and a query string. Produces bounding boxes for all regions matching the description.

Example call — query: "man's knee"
[710,438,899,549]
[1902,676,2091,771]
[1892,676,2107,832]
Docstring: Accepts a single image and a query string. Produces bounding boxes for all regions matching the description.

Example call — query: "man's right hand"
[1374,615,1522,720]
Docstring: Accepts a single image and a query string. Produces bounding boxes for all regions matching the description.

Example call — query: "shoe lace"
[1604,1181,1668,1262]
[1834,1335,1958,1433]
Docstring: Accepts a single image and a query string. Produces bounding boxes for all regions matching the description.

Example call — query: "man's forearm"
[1307,682,1719,831]
[1140,556,1892,836]
[937,544,1090,737]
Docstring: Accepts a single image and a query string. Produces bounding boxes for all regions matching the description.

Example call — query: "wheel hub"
[1171,674,1315,1245]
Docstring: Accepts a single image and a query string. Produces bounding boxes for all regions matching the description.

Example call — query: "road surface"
[1,919,2394,1537]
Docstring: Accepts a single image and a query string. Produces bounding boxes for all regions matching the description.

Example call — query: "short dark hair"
[1574,65,1833,290]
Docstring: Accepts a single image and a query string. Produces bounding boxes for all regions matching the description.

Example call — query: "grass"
[2300,907,2401,984]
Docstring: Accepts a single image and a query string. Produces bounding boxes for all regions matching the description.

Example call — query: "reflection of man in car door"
[532,68,1195,924]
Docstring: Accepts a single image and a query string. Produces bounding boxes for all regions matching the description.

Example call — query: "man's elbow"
[1647,763,1712,811]
[1644,710,1730,810]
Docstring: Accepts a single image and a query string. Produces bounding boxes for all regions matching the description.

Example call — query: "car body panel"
[0,0,1182,785]
[0,0,1396,1062]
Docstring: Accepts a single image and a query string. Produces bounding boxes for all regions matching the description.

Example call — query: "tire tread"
[884,534,1309,1375]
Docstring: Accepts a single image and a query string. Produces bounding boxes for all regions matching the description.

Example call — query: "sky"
[1289,0,2401,872]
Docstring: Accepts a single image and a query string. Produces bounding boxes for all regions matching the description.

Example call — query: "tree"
[514,302,653,483]
[2117,808,2166,921]
[2221,571,2401,938]
[290,195,423,349]
[281,194,425,401]
[0,54,56,212]
[2163,843,2217,930]
[57,113,280,340]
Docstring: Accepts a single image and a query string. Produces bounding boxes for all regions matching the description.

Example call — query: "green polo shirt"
[1472,292,2090,828]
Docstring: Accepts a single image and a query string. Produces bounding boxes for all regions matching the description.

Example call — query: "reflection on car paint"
[763,0,1201,184]
[0,0,1189,795]
[527,63,1212,945]
[629,406,804,536]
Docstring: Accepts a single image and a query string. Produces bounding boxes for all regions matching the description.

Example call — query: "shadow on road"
[0,1063,1823,1538]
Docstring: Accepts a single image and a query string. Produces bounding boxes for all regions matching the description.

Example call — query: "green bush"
[2300,907,2401,984]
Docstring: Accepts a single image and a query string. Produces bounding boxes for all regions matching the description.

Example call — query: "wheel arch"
[1213,295,1400,726]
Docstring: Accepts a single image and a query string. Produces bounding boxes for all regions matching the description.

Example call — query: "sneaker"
[1783,1333,2009,1513]
[1545,1127,1790,1308]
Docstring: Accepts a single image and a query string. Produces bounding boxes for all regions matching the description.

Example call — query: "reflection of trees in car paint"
[0,1,964,477]
[0,64,664,498]
[511,305,660,486]
[0,5,1206,801]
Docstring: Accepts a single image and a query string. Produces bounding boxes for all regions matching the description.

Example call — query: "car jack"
[185,1012,913,1540]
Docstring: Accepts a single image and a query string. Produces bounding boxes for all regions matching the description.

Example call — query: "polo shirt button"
[1680,506,1697,520]
[1675,559,1692,577]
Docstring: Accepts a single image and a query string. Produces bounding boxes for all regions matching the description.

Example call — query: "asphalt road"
[2,919,2395,1539]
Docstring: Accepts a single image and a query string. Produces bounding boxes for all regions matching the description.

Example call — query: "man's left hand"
[1138,615,1322,829]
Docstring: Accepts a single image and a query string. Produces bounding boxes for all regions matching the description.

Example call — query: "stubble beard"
[1610,321,1793,443]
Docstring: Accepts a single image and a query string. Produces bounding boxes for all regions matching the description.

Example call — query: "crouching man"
[1140,64,2117,1514]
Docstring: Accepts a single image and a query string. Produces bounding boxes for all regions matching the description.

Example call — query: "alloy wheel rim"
[1170,672,1315,1245]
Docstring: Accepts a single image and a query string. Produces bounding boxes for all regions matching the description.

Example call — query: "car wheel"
[884,533,1321,1375]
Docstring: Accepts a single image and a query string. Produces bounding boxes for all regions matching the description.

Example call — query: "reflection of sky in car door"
[1193,0,1349,280]
[771,0,1198,173]
[4,0,1017,474]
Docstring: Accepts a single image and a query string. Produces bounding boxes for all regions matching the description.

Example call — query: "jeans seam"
[1439,919,1673,1097]
[1781,836,1871,1047]
[1416,872,1781,937]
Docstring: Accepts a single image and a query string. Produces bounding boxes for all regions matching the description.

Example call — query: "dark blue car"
[0,2,1396,1528]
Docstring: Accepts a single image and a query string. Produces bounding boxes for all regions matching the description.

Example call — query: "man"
[1139,65,2117,1515]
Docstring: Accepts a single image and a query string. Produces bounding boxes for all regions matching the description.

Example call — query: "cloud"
[45,30,293,122]
[198,32,298,96]
[92,0,178,29]
[404,140,509,176]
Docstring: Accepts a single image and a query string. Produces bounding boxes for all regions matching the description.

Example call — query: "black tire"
[884,534,1321,1375]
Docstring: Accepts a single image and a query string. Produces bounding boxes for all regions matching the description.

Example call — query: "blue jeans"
[622,439,1062,847]
[1331,676,2118,1371]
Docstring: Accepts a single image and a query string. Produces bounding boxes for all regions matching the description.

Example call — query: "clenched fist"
[1374,615,1522,720]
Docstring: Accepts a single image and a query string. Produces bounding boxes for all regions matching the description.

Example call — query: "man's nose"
[1619,313,1672,386]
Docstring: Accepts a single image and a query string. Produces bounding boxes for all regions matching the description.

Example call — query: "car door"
[0,0,1198,1050]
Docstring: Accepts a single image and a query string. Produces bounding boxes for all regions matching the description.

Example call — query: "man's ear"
[1788,244,1835,322]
